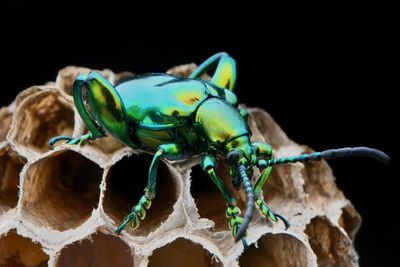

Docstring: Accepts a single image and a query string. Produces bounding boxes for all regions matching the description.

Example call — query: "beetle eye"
[226,150,241,165]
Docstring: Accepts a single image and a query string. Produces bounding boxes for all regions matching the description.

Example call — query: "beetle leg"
[201,154,248,247]
[190,52,236,91]
[251,142,273,195]
[48,131,97,149]
[252,142,290,229]
[255,197,290,230]
[116,143,182,234]
[254,158,290,230]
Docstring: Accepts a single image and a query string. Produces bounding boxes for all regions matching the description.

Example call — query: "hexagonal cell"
[239,233,308,267]
[104,153,178,236]
[190,157,284,231]
[0,107,13,142]
[20,150,102,231]
[0,229,49,267]
[338,204,361,241]
[305,217,357,267]
[148,237,222,267]
[0,146,26,213]
[55,230,134,267]
[9,90,74,154]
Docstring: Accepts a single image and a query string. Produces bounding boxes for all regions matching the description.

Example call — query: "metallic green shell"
[74,70,245,152]
[113,73,240,150]
[115,73,236,128]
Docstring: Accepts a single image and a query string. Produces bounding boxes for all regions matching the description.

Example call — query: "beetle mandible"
[48,52,389,247]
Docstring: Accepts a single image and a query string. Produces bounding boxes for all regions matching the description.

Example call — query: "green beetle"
[48,52,389,247]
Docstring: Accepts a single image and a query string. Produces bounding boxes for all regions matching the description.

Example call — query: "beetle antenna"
[261,146,390,167]
[235,164,255,243]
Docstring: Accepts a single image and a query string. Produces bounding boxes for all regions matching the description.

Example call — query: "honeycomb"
[0,64,361,267]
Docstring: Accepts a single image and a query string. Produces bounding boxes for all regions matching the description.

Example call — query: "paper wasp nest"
[0,64,361,267]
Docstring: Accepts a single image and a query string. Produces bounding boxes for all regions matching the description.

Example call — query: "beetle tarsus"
[116,195,151,234]
[256,198,290,230]
[226,205,249,248]
[48,132,95,149]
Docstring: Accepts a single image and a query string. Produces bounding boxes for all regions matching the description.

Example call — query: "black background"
[1,1,396,266]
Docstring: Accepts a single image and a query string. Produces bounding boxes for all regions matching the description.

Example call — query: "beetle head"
[225,135,257,181]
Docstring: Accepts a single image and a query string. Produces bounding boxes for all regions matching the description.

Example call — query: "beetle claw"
[275,213,290,230]
[256,198,290,230]
[241,238,249,249]
[115,221,129,234]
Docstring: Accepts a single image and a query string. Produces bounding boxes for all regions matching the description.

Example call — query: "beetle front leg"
[252,142,290,229]
[115,143,182,234]
[254,163,290,229]
[202,154,249,247]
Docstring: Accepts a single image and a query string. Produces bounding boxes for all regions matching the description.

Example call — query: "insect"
[48,52,389,247]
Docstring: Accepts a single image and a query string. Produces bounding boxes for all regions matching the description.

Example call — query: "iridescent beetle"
[48,52,389,247]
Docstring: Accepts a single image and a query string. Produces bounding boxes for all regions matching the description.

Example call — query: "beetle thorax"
[194,97,250,151]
